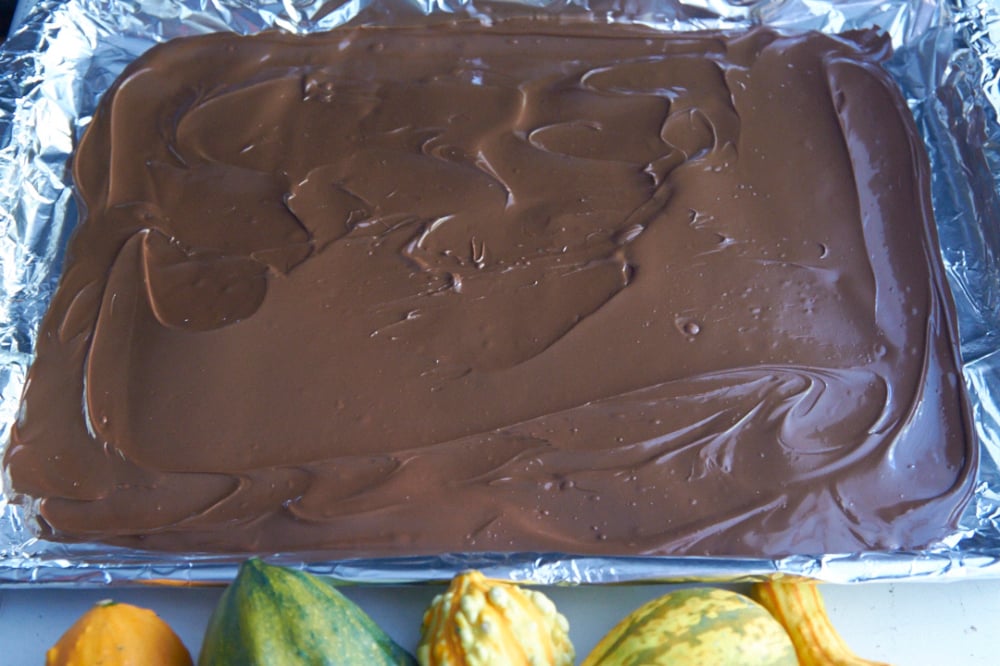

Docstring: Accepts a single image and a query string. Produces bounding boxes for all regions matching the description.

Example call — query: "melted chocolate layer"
[4,22,976,556]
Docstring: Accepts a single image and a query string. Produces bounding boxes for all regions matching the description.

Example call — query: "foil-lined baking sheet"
[1,0,999,586]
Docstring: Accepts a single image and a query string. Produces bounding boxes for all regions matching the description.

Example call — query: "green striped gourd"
[198,559,417,666]
[582,587,797,666]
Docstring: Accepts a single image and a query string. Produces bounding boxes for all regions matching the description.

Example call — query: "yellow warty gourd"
[417,570,574,666]
[46,599,193,666]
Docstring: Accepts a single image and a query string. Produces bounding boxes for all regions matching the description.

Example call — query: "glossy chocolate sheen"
[4,21,976,556]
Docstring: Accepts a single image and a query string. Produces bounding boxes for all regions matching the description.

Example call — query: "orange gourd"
[46,599,193,666]
[750,579,892,666]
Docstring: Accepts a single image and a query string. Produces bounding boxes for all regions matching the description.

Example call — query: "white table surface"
[2,577,999,665]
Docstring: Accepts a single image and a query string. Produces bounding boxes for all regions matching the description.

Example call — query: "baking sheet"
[1,0,999,585]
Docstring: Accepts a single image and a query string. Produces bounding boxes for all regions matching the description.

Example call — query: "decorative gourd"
[582,587,797,666]
[198,558,417,665]
[46,599,193,666]
[751,579,892,666]
[417,570,574,666]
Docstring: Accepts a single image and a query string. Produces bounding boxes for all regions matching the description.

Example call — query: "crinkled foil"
[1,0,999,586]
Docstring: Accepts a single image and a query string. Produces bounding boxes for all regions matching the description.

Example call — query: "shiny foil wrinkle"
[2,20,977,559]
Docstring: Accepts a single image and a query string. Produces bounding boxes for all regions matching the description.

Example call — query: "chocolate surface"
[3,21,976,556]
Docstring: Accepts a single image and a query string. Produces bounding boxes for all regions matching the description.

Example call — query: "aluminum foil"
[1,0,999,586]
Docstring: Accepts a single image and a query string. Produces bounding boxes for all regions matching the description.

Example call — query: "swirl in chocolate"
[3,21,975,556]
